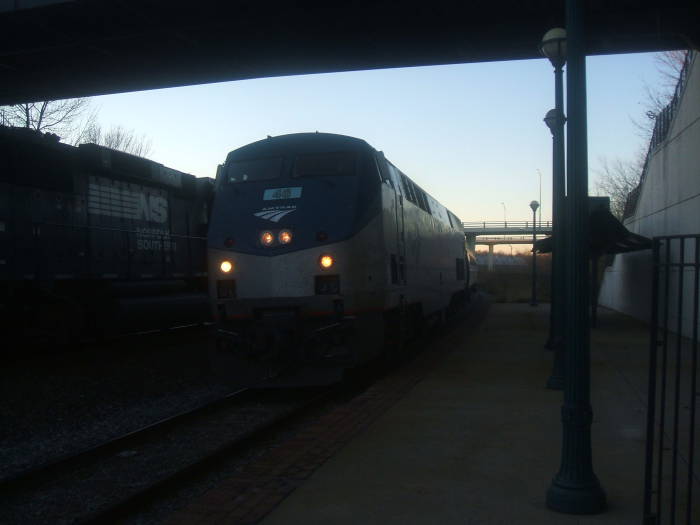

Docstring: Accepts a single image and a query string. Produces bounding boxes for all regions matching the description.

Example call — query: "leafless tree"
[654,50,689,91]
[632,49,689,140]
[0,98,90,137]
[2,98,153,157]
[596,50,688,218]
[73,117,153,157]
[593,157,644,220]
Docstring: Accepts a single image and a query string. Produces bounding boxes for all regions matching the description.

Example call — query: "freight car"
[0,126,213,343]
[208,132,470,373]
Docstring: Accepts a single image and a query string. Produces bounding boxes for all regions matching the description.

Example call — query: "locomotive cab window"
[226,157,282,183]
[293,152,356,178]
[400,173,416,204]
[416,187,430,214]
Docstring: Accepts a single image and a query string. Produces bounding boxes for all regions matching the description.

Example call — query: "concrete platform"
[260,303,651,525]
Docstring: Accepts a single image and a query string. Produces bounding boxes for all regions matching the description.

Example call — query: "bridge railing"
[463,221,552,230]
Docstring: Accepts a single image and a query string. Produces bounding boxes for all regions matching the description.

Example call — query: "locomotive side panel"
[381,159,467,319]
[402,195,465,314]
[0,126,213,341]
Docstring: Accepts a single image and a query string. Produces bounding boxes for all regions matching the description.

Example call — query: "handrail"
[462,221,553,229]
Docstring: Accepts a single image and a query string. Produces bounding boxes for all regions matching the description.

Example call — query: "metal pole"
[546,60,566,390]
[531,208,538,306]
[538,169,542,225]
[590,254,599,328]
[546,0,606,514]
[642,239,660,524]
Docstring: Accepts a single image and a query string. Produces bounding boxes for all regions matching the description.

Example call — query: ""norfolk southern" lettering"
[87,177,168,224]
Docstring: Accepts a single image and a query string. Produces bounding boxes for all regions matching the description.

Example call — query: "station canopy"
[534,197,652,256]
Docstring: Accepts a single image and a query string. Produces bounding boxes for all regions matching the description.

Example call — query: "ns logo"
[137,194,168,224]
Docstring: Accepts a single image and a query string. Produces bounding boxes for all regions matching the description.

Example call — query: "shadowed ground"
[259,303,670,525]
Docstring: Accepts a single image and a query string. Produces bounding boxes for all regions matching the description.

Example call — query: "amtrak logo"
[253,206,297,223]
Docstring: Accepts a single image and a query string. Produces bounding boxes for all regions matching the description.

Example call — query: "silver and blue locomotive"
[208,133,470,369]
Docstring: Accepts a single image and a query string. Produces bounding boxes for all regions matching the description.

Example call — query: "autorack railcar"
[209,132,470,369]
[0,126,214,343]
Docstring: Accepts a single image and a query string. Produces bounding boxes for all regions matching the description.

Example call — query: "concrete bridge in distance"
[463,221,553,271]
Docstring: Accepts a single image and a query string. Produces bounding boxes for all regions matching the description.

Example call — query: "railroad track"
[3,297,487,524]
[82,385,335,524]
[0,386,251,491]
[0,382,335,525]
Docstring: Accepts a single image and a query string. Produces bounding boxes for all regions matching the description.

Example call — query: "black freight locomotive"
[209,133,471,373]
[0,126,213,343]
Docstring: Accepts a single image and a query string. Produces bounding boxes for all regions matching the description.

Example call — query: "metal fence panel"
[643,235,699,524]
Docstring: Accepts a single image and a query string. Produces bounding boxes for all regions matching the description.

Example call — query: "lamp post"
[541,27,567,390]
[537,168,543,225]
[545,1,606,514]
[530,200,539,306]
[500,202,507,225]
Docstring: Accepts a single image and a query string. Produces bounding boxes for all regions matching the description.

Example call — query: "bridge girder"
[0,1,698,104]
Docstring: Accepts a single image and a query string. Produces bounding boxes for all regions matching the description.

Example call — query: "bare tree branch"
[631,50,688,140]
[2,98,153,158]
[77,122,153,157]
[599,50,689,220]
[1,98,90,137]
[593,156,643,220]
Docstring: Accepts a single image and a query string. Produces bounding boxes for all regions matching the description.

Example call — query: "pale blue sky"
[88,52,663,223]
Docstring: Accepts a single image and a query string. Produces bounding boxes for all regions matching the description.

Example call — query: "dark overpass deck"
[1,1,698,104]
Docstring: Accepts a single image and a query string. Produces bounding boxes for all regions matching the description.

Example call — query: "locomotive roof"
[0,124,208,193]
[226,133,373,161]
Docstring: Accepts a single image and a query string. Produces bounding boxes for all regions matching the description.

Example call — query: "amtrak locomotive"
[208,133,470,369]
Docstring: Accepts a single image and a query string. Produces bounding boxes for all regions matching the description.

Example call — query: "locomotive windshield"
[226,157,282,183]
[293,152,356,178]
[209,135,384,257]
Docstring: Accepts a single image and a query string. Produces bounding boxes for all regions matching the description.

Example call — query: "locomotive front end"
[208,134,382,365]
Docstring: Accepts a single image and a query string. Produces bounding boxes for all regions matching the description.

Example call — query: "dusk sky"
[88,51,665,225]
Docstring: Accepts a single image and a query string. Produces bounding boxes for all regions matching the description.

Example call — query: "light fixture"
[279,230,292,244]
[220,260,233,273]
[260,231,274,246]
[319,255,334,269]
[540,28,567,69]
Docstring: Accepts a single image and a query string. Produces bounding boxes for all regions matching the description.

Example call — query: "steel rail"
[0,386,252,491]
[78,386,335,524]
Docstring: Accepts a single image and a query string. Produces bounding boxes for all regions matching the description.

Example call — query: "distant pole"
[530,200,539,306]
[501,202,507,225]
[546,0,606,514]
[537,169,543,225]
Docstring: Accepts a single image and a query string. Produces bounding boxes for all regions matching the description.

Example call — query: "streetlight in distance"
[537,168,543,225]
[530,200,539,306]
[500,202,507,225]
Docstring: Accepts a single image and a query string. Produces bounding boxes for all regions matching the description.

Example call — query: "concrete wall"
[599,53,700,337]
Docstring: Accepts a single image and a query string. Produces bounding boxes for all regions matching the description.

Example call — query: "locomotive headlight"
[278,230,292,244]
[220,260,233,273]
[260,231,274,246]
[319,255,334,269]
